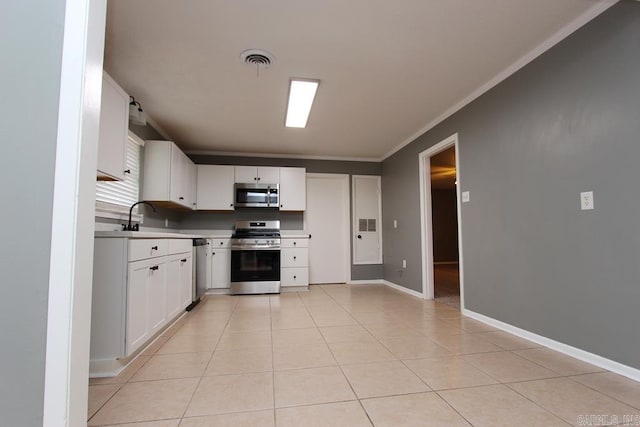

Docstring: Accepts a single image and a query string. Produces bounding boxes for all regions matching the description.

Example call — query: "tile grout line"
[178,295,235,423]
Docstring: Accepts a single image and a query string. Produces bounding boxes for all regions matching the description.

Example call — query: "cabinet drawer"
[167,239,192,255]
[211,238,231,248]
[128,239,168,261]
[281,267,308,286]
[281,238,309,248]
[281,247,308,268]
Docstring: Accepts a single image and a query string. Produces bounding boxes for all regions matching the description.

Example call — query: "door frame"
[44,0,106,425]
[304,173,351,283]
[418,133,464,308]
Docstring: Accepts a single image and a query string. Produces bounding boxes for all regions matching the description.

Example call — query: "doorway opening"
[418,133,464,310]
[430,146,460,308]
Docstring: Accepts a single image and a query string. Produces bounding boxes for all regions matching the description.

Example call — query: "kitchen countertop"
[95,229,308,239]
[95,231,201,239]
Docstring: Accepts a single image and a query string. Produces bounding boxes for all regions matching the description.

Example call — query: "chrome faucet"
[123,201,156,231]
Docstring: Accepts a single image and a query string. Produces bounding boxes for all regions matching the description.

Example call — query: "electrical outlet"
[580,191,594,210]
[402,259,407,269]
[393,219,398,229]
[462,191,470,203]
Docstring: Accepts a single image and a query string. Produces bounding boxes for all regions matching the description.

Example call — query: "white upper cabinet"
[279,167,306,211]
[97,73,129,181]
[196,165,235,210]
[142,140,195,209]
[234,166,280,184]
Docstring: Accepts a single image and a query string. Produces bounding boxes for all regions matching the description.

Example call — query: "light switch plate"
[581,191,594,210]
[402,259,407,268]
[393,219,398,229]
[462,191,470,203]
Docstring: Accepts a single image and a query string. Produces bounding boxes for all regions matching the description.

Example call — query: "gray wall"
[432,190,459,263]
[186,155,383,280]
[382,1,640,369]
[0,1,66,425]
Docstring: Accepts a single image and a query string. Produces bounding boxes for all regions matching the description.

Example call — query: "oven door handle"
[231,245,281,251]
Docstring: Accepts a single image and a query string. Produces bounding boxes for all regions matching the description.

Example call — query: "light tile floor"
[89,284,640,426]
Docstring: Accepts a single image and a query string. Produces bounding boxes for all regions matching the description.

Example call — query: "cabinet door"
[210,248,230,289]
[165,257,181,320]
[234,166,258,183]
[97,73,128,181]
[169,145,183,205]
[196,165,235,210]
[279,167,306,211]
[281,247,309,268]
[147,261,167,337]
[281,267,309,287]
[179,255,193,309]
[126,261,150,355]
[187,160,197,210]
[180,153,196,209]
[257,167,280,184]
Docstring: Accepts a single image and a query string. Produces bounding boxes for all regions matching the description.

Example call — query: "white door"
[352,175,382,264]
[305,174,350,284]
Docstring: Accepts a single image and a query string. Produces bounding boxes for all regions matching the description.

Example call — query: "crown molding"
[185,149,380,163]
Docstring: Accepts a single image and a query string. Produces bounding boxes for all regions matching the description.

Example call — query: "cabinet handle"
[212,252,215,255]
[220,242,224,245]
[280,204,283,208]
[180,258,187,263]
[254,177,257,181]
[357,235,362,239]
[309,234,312,239]
[123,169,131,174]
[150,265,159,271]
[151,245,158,250]
[230,203,233,207]
[179,196,184,200]
[257,177,261,181]
[293,275,297,279]
[293,256,297,260]
[293,241,297,246]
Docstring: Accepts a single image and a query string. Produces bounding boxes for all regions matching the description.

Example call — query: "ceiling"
[104,0,609,161]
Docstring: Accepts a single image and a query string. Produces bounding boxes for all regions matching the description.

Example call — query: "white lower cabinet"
[91,237,193,376]
[179,254,193,309]
[210,238,231,289]
[280,237,309,288]
[281,267,308,286]
[165,256,182,321]
[126,259,154,356]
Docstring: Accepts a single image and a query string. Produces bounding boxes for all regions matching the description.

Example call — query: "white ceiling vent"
[240,49,275,75]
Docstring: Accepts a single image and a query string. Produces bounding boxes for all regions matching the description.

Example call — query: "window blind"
[96,135,141,212]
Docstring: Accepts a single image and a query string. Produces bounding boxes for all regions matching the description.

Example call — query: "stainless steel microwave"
[234,183,279,208]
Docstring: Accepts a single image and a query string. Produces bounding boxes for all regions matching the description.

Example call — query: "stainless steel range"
[230,220,281,295]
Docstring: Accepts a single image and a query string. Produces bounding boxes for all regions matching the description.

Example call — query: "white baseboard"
[462,308,640,382]
[89,311,187,378]
[347,279,384,285]
[382,280,425,299]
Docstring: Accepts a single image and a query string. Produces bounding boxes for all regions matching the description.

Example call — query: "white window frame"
[95,130,144,222]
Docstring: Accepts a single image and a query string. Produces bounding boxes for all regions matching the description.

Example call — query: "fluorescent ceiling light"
[285,79,319,128]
